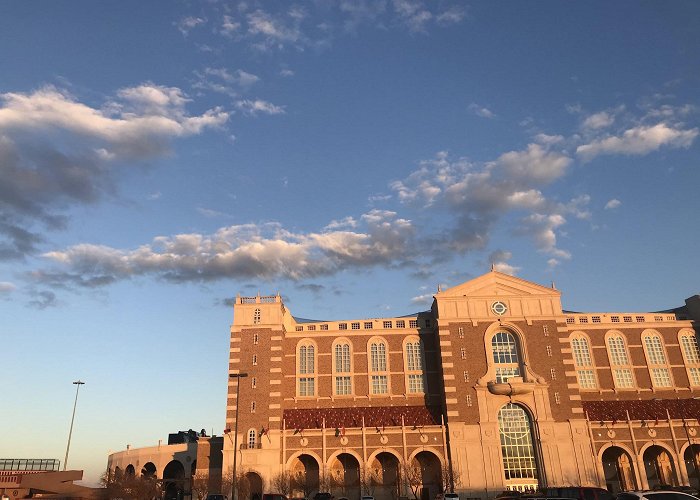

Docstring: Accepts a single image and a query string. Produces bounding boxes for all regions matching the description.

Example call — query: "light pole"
[229,373,248,500]
[63,380,85,471]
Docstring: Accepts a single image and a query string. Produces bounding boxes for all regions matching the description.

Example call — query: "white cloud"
[36,211,417,287]
[604,199,622,210]
[576,123,698,161]
[193,67,260,97]
[280,69,295,77]
[235,99,286,116]
[582,111,615,130]
[220,15,241,37]
[0,281,16,294]
[0,84,228,259]
[410,293,433,305]
[488,250,519,276]
[436,6,466,25]
[175,16,206,35]
[468,103,495,119]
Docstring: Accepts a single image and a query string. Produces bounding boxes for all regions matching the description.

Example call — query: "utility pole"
[64,380,85,471]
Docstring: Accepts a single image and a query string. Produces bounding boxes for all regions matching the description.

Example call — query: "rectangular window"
[550,368,556,380]
[613,368,634,388]
[409,320,418,328]
[383,321,392,329]
[396,320,405,328]
[335,376,351,395]
[351,322,360,330]
[623,316,632,323]
[364,322,373,329]
[592,316,601,323]
[636,316,645,322]
[611,316,620,323]
[371,375,388,394]
[458,327,464,338]
[577,370,597,389]
[320,324,328,331]
[651,368,672,387]
[307,325,316,331]
[339,323,347,330]
[460,347,466,359]
[690,368,700,386]
[466,394,472,406]
[546,346,552,357]
[543,324,549,336]
[463,370,469,382]
[654,316,663,322]
[566,317,574,324]
[579,316,588,323]
[295,326,303,331]
[495,367,520,383]
[554,392,561,404]
[370,344,387,371]
[299,378,315,396]
[408,374,424,393]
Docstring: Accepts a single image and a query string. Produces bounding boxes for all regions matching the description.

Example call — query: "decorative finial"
[491,262,495,271]
[551,281,556,289]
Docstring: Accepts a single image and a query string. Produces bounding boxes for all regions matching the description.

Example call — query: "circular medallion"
[379,435,389,444]
[340,436,349,445]
[419,434,429,444]
[300,437,308,447]
[689,428,697,437]
[491,301,508,316]
[607,430,616,438]
[648,429,657,438]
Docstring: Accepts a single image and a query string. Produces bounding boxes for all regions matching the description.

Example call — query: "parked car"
[444,493,459,500]
[616,491,700,500]
[206,495,227,500]
[543,487,614,500]
[262,494,288,500]
[313,493,333,500]
[361,496,375,500]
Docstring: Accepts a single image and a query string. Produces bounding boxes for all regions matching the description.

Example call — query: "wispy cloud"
[235,99,286,116]
[193,67,260,97]
[576,123,698,161]
[468,103,495,119]
[604,199,622,210]
[175,16,206,36]
[0,84,228,259]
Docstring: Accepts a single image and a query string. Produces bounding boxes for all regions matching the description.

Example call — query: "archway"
[368,452,400,500]
[413,451,441,500]
[291,454,320,498]
[247,472,263,500]
[644,445,677,488]
[125,464,135,477]
[601,446,636,493]
[684,445,700,491]
[497,403,539,492]
[141,462,157,478]
[163,460,186,500]
[329,453,361,499]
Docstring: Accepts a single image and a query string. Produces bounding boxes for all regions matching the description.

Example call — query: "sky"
[2,0,700,487]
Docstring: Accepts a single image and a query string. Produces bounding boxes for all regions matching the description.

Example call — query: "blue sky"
[2,0,699,486]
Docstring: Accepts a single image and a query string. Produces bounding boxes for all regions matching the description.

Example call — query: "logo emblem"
[491,301,508,316]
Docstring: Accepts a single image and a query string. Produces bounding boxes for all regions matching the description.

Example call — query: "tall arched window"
[247,429,257,449]
[492,332,522,383]
[334,342,352,395]
[298,342,316,397]
[369,339,389,394]
[642,332,672,388]
[497,403,539,490]
[404,339,425,393]
[253,308,261,324]
[606,333,635,389]
[679,330,700,386]
[571,335,597,389]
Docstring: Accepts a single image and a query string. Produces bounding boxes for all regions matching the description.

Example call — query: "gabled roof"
[436,270,560,300]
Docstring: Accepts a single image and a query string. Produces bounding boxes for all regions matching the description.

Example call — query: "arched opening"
[125,464,135,477]
[644,445,678,489]
[329,453,361,499]
[497,403,539,492]
[368,452,400,500]
[601,446,636,493]
[684,445,700,491]
[291,454,320,498]
[141,462,157,478]
[413,451,441,500]
[114,466,123,481]
[246,471,263,500]
[163,460,186,500]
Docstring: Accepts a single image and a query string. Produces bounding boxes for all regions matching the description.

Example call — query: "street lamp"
[63,380,85,471]
[229,373,248,500]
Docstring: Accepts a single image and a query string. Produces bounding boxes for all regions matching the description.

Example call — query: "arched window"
[497,403,539,489]
[606,333,635,389]
[334,342,352,396]
[404,339,425,393]
[369,339,389,394]
[298,342,316,397]
[679,330,700,386]
[642,332,672,388]
[492,331,522,383]
[571,335,597,389]
[253,308,261,324]
[247,429,257,449]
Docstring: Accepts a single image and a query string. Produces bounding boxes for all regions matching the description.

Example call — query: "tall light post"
[63,380,85,471]
[229,373,248,500]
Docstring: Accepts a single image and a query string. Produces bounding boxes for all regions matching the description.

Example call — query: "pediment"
[437,271,560,300]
